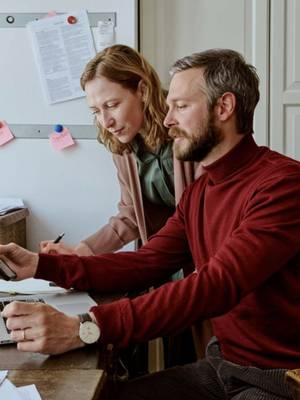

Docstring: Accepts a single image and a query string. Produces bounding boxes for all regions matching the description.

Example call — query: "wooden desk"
[8,369,104,400]
[0,343,106,400]
[0,292,125,400]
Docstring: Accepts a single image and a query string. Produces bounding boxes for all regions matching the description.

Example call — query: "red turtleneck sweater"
[37,134,300,369]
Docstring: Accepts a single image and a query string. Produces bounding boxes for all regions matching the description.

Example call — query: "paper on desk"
[18,384,42,400]
[0,378,42,400]
[0,198,25,215]
[0,378,24,400]
[0,278,67,295]
[0,370,8,385]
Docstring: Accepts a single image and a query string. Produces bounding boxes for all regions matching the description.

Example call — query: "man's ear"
[215,92,236,121]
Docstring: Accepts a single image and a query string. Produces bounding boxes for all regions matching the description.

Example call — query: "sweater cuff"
[35,253,62,282]
[90,297,133,347]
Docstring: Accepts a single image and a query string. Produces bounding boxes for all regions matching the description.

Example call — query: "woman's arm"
[78,153,144,254]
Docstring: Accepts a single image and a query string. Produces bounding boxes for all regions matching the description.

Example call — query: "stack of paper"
[0,278,68,295]
[0,370,42,400]
[0,198,25,216]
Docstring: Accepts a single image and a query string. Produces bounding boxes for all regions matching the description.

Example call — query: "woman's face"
[85,76,145,143]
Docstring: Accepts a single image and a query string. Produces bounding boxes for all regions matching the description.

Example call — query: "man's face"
[164,68,223,162]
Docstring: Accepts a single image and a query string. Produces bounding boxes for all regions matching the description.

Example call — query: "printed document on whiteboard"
[27,9,96,104]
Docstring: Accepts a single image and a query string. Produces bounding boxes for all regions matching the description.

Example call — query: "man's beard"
[169,114,223,162]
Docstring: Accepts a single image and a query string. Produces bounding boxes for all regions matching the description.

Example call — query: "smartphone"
[0,259,17,281]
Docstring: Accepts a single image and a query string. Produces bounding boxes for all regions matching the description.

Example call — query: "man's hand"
[0,243,38,281]
[1,301,84,354]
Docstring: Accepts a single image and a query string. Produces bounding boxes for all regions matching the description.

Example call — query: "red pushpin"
[67,15,77,24]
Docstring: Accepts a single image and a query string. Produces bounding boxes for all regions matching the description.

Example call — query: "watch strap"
[78,313,93,323]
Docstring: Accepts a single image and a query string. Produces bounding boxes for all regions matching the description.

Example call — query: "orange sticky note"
[0,121,14,146]
[49,127,75,151]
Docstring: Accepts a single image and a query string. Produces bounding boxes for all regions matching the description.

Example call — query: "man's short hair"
[170,49,260,134]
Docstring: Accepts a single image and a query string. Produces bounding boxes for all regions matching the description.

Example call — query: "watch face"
[79,321,100,344]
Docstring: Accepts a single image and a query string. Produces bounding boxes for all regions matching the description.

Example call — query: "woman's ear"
[215,92,236,121]
[137,80,147,101]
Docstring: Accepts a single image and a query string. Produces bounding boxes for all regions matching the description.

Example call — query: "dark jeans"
[117,328,196,379]
[108,337,292,400]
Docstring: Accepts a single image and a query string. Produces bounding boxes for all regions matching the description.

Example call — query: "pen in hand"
[53,232,65,244]
[48,233,65,288]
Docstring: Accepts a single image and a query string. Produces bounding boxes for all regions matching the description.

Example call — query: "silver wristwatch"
[78,313,101,344]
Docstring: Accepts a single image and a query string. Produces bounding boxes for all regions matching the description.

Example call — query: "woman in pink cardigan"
[42,45,202,258]
[41,45,210,362]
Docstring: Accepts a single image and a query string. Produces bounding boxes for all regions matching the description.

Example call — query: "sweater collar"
[202,134,259,184]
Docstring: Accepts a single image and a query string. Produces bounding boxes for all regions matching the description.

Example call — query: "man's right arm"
[35,196,192,293]
[0,243,38,281]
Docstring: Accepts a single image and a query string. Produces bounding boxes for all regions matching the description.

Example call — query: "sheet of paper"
[0,278,67,295]
[97,21,115,51]
[18,384,42,400]
[0,198,25,216]
[0,370,8,385]
[49,128,75,151]
[27,9,96,104]
[0,121,14,146]
[0,378,24,400]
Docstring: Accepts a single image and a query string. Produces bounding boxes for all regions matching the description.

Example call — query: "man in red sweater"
[1,49,300,399]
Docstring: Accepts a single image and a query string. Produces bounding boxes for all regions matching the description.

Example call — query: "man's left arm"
[90,171,300,347]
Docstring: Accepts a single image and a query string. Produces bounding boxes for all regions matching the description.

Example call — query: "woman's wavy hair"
[81,45,169,154]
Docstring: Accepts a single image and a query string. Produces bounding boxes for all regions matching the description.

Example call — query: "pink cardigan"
[79,152,203,254]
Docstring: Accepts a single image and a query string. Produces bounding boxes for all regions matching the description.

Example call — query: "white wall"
[0,0,137,251]
[140,0,246,86]
[0,139,120,251]
[140,0,269,147]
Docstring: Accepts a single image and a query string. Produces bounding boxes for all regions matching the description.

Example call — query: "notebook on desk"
[0,291,96,345]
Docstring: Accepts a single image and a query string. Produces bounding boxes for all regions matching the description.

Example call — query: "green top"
[132,136,183,281]
[131,136,175,208]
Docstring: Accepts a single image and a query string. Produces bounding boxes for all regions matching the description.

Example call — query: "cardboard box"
[0,208,29,248]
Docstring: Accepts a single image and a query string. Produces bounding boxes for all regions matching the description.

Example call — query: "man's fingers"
[1,300,44,318]
[0,243,20,265]
[0,243,18,267]
[0,242,18,256]
[17,338,46,353]
[10,327,33,342]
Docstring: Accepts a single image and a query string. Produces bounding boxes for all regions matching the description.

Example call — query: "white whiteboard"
[0,0,137,128]
[0,0,137,251]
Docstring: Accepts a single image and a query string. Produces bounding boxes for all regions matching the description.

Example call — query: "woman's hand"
[40,241,76,255]
[40,241,94,256]
[0,243,39,280]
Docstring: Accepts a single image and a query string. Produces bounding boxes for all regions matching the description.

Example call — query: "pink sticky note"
[0,121,14,146]
[49,128,75,151]
[46,11,57,17]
